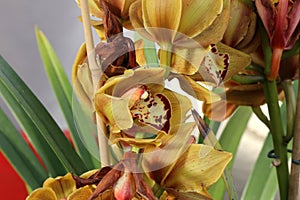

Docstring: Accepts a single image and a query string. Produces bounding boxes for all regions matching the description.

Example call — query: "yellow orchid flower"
[142,123,232,199]
[94,68,192,148]
[129,0,230,47]
[26,170,98,200]
[202,53,299,121]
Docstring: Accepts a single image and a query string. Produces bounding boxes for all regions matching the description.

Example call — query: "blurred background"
[0,0,272,198]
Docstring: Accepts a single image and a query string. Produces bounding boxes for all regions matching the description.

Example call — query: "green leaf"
[35,27,99,169]
[0,76,66,176]
[0,55,87,175]
[241,134,277,200]
[0,107,47,190]
[209,106,252,199]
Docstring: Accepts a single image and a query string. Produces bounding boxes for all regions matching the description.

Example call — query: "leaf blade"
[35,27,99,169]
[0,55,88,175]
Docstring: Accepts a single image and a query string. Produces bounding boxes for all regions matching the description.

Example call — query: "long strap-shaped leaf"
[0,55,87,175]
[0,108,47,190]
[241,134,277,199]
[35,27,99,169]
[0,78,66,176]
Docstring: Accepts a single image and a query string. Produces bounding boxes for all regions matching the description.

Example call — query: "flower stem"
[263,80,289,200]
[80,0,110,167]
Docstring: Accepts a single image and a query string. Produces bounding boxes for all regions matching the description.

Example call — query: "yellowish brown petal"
[76,0,103,19]
[95,93,133,133]
[192,0,230,47]
[178,0,223,38]
[98,68,165,96]
[165,188,212,200]
[215,42,251,82]
[175,75,221,103]
[129,0,154,41]
[142,0,182,43]
[26,188,56,200]
[235,13,258,51]
[43,173,76,199]
[202,101,237,121]
[113,136,162,148]
[72,43,87,83]
[143,123,196,176]
[67,186,93,200]
[159,89,192,134]
[222,0,253,47]
[170,47,209,75]
[163,144,232,196]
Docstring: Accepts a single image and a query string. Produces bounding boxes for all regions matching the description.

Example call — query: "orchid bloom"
[129,0,230,47]
[26,171,98,200]
[142,123,232,199]
[94,68,193,148]
[256,0,300,80]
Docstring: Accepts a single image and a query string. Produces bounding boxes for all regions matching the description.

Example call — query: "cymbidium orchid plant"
[0,0,299,200]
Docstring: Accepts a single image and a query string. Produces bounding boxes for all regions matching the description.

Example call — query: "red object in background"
[0,151,28,199]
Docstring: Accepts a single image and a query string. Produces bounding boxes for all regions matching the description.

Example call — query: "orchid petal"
[235,13,258,51]
[143,123,196,173]
[26,188,56,200]
[166,188,212,200]
[43,173,76,199]
[215,42,251,82]
[202,101,237,121]
[170,47,209,75]
[175,75,221,103]
[162,144,232,196]
[76,0,103,19]
[142,0,182,43]
[222,0,253,47]
[113,136,162,148]
[129,0,154,41]
[255,0,275,38]
[68,186,93,200]
[94,93,133,133]
[160,89,192,134]
[72,43,87,84]
[192,0,230,47]
[178,0,223,39]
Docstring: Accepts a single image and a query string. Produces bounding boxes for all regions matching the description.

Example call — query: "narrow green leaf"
[241,134,277,200]
[35,27,99,169]
[0,108,47,189]
[0,78,66,176]
[0,55,87,175]
[209,106,252,199]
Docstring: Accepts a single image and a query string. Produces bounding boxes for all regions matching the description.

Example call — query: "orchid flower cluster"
[22,0,299,199]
